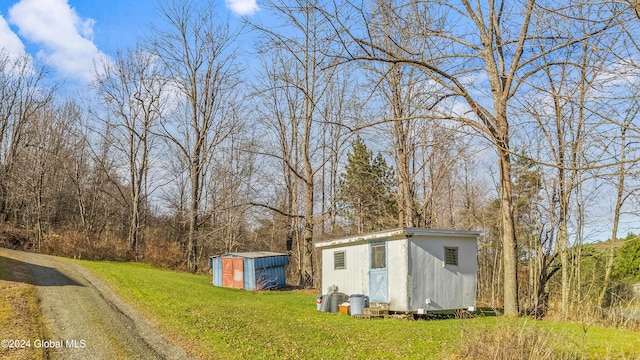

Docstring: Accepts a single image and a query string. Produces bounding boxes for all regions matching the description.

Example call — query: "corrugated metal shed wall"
[210,253,289,290]
[211,257,222,286]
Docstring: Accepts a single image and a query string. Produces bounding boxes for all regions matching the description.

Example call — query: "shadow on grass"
[475,307,503,316]
[413,307,503,321]
[0,255,83,287]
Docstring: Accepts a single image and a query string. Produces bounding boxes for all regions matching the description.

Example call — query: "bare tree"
[80,118,128,239]
[517,41,592,317]
[317,71,357,237]
[251,46,304,278]
[204,131,254,254]
[152,0,242,270]
[252,0,346,287]
[324,0,622,316]
[0,50,55,222]
[591,6,640,306]
[94,47,167,253]
[20,103,73,249]
[513,3,640,315]
[598,115,635,307]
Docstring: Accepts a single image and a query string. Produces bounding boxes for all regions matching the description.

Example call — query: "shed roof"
[314,227,481,249]
[211,251,288,259]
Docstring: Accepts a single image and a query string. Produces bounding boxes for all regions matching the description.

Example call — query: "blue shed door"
[369,242,388,302]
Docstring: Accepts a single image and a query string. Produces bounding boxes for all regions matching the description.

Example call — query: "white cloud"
[226,0,259,16]
[7,0,106,82]
[0,14,27,58]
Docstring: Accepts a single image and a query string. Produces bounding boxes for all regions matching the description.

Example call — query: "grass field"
[75,260,640,359]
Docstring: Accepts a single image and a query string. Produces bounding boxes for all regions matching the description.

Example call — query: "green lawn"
[76,260,640,359]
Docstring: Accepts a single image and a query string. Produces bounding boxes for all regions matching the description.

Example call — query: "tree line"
[1,0,640,319]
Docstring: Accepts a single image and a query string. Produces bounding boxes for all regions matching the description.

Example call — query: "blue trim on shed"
[211,257,223,286]
[244,257,255,290]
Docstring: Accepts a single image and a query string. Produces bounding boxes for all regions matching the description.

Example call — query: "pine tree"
[337,136,397,233]
[612,234,640,283]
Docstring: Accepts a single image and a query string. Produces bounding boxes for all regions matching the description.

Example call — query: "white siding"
[407,236,477,311]
[320,238,409,309]
[387,239,409,311]
[317,228,478,312]
[321,244,369,295]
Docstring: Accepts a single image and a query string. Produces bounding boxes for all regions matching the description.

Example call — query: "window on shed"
[371,243,386,269]
[334,250,346,270]
[444,246,459,266]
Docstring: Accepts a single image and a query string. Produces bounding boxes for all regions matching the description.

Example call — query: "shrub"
[141,240,187,270]
[0,226,31,249]
[453,321,578,360]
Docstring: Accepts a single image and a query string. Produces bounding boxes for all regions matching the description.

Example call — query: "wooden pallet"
[352,314,373,319]
[353,306,389,319]
[365,307,389,316]
[369,302,390,310]
[352,313,387,319]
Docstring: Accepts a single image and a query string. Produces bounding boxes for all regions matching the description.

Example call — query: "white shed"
[315,227,480,313]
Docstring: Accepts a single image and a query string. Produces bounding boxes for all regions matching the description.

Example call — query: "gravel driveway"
[0,248,192,360]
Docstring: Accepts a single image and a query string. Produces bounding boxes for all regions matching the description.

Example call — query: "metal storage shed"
[315,227,480,313]
[210,252,289,290]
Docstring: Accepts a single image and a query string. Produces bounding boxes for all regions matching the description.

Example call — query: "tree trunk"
[188,158,201,271]
[498,139,519,316]
[389,64,415,228]
[301,132,315,287]
[598,126,627,307]
[129,196,140,253]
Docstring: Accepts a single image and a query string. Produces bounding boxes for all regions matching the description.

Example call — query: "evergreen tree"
[612,234,640,283]
[337,136,397,233]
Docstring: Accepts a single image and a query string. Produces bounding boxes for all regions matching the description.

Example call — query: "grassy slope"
[77,260,640,359]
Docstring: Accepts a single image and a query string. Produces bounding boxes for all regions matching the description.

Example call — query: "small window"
[334,250,346,270]
[371,243,386,269]
[444,247,458,266]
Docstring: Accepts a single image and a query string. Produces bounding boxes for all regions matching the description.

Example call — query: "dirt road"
[0,248,192,360]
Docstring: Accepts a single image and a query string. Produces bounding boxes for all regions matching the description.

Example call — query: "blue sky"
[0,0,258,83]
